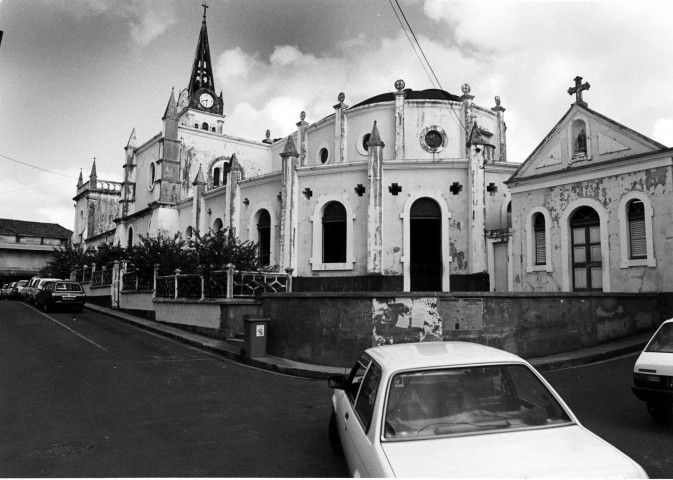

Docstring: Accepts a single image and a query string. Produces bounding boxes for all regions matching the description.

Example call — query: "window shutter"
[535,230,546,265]
[629,219,646,259]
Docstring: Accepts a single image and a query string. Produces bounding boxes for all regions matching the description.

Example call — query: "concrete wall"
[262,291,670,368]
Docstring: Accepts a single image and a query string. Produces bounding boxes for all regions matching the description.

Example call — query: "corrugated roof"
[0,219,72,239]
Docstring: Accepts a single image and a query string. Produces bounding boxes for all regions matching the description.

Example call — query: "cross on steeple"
[568,76,590,105]
[202,2,208,21]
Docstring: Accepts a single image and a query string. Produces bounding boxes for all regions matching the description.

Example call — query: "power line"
[387,0,469,136]
[0,153,78,179]
[387,0,438,89]
[0,180,73,194]
[392,0,443,90]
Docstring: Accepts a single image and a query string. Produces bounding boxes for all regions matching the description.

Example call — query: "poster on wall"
[372,297,442,346]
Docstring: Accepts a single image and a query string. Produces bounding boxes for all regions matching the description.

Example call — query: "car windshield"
[54,283,82,292]
[645,323,673,353]
[383,364,572,440]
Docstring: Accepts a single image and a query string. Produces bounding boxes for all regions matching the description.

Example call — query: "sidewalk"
[85,303,652,379]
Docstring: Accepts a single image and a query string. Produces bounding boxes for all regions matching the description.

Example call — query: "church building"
[73,5,521,292]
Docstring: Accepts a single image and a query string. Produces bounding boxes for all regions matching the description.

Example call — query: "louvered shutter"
[535,230,546,265]
[629,219,646,259]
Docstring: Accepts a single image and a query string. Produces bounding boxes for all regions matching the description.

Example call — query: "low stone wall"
[262,292,671,368]
[153,298,263,339]
[83,284,113,309]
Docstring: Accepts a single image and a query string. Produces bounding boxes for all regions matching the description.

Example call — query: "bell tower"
[176,3,223,117]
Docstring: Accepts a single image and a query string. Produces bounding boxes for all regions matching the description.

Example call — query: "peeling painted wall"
[511,165,673,292]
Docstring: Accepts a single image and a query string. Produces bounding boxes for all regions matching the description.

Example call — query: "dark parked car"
[35,281,86,312]
[0,282,15,300]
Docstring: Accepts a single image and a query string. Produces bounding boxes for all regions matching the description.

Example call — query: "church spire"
[188,3,215,97]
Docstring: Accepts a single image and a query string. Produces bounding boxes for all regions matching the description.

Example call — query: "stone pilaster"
[491,97,507,162]
[279,137,299,271]
[367,121,384,274]
[192,164,206,234]
[467,123,488,274]
[228,154,242,237]
[394,80,406,160]
[296,111,308,166]
[333,93,348,164]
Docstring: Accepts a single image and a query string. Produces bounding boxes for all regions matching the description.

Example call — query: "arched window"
[213,167,220,187]
[211,127,216,132]
[322,202,347,263]
[127,226,134,248]
[506,202,512,229]
[185,226,193,239]
[627,199,646,259]
[212,218,223,232]
[149,162,156,186]
[257,209,271,266]
[202,122,209,131]
[533,213,546,265]
[194,124,199,129]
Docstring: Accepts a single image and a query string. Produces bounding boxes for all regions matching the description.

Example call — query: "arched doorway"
[257,209,271,266]
[410,197,442,291]
[570,206,602,291]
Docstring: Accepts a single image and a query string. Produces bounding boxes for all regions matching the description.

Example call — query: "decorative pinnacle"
[395,79,405,92]
[461,83,471,95]
[300,111,306,121]
[338,92,345,103]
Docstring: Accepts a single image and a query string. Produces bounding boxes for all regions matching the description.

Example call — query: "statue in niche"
[576,128,587,154]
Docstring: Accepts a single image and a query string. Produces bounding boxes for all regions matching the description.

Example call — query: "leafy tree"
[89,242,128,268]
[39,240,88,279]
[190,228,275,273]
[127,232,196,276]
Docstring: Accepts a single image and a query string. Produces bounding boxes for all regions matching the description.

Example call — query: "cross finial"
[201,2,208,21]
[568,76,590,104]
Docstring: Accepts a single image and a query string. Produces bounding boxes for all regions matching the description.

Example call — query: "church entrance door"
[410,198,442,291]
[570,206,602,291]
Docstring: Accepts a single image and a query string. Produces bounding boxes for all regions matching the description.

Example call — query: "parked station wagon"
[328,341,647,478]
[35,280,86,313]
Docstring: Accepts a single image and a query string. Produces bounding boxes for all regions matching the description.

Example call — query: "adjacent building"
[507,77,673,293]
[0,218,72,284]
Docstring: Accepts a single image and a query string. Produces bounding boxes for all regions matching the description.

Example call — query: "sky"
[1,0,673,233]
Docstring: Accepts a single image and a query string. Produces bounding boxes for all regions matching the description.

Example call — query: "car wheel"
[646,400,672,422]
[328,410,343,456]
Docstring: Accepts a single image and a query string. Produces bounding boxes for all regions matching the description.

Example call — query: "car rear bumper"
[632,385,673,403]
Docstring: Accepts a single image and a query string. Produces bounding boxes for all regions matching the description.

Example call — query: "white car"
[328,341,647,478]
[632,318,673,422]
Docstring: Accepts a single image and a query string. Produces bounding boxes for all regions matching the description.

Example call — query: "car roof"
[365,341,525,372]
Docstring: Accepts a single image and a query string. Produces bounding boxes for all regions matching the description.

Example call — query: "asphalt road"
[544,354,673,479]
[1,300,671,477]
[0,301,347,477]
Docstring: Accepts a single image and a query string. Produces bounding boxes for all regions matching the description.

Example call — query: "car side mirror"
[328,375,346,390]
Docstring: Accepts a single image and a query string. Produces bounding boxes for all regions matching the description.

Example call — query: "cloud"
[127,6,176,47]
[46,0,176,46]
[652,119,673,147]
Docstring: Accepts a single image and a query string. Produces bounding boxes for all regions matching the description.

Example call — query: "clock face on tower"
[199,92,214,108]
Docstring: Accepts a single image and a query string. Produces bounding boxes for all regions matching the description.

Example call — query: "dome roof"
[351,88,461,109]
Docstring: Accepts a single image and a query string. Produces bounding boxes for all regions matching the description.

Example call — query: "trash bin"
[243,317,270,359]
